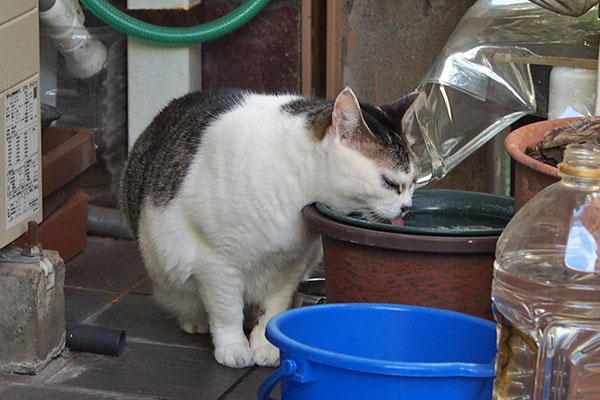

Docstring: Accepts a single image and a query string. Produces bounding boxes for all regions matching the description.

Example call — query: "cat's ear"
[331,87,370,143]
[380,91,418,129]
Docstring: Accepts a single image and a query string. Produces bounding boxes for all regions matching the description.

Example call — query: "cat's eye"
[382,175,400,192]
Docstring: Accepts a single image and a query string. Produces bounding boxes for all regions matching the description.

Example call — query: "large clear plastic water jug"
[491,143,600,399]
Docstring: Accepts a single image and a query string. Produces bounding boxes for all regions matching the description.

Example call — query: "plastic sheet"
[40,10,127,197]
[405,0,600,185]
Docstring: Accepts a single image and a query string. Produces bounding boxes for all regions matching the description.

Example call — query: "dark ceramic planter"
[303,191,514,321]
[505,118,571,210]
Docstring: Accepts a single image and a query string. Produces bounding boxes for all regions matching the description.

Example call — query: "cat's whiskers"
[330,204,394,224]
[319,201,400,223]
[403,212,415,223]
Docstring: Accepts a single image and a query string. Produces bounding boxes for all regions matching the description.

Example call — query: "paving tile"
[0,383,155,399]
[0,377,17,393]
[48,342,248,400]
[222,366,280,400]
[130,276,153,296]
[65,236,147,292]
[91,292,213,349]
[64,288,116,323]
[0,353,73,390]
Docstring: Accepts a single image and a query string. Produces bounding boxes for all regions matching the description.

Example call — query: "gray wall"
[342,0,476,104]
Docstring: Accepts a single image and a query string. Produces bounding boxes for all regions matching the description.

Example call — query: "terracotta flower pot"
[504,118,575,210]
[303,190,514,321]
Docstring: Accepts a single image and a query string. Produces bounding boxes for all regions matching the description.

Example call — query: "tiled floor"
[0,236,277,400]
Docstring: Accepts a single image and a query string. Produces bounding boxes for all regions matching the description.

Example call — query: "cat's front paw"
[252,343,280,367]
[214,344,254,368]
[249,323,279,367]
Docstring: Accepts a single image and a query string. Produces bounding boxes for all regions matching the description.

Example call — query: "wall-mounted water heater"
[0,0,43,249]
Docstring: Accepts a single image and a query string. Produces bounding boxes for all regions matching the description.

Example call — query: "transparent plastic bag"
[40,24,127,196]
[405,0,600,185]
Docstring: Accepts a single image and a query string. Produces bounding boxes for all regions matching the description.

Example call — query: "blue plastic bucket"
[258,303,496,400]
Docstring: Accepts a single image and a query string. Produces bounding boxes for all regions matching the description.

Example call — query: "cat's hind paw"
[179,321,209,334]
[214,344,254,368]
[252,343,280,367]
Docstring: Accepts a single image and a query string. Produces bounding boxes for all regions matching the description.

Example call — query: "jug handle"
[257,359,297,400]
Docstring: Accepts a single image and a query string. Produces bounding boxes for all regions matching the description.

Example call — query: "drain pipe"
[87,205,133,240]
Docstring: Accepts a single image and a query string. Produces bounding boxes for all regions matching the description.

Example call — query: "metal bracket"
[0,244,55,290]
[0,244,45,263]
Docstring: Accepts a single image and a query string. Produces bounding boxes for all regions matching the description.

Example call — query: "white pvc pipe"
[548,66,597,119]
[39,0,107,79]
[126,0,202,149]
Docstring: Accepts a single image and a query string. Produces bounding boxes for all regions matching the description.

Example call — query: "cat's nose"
[401,206,411,215]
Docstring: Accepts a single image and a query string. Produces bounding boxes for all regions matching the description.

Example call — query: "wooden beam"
[326,0,344,98]
[301,0,312,96]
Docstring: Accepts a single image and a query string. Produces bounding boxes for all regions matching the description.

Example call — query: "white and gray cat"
[120,87,419,368]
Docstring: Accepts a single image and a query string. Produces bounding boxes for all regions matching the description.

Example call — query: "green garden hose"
[80,0,271,45]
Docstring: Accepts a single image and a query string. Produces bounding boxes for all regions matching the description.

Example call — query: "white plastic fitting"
[39,257,55,290]
[39,0,107,79]
[548,66,597,119]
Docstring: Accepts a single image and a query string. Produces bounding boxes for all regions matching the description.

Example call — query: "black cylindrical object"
[66,323,126,357]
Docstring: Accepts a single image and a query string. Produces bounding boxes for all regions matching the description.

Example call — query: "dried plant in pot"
[303,189,514,321]
[505,117,600,210]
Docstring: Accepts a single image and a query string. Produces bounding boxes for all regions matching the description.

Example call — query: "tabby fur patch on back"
[120,89,246,236]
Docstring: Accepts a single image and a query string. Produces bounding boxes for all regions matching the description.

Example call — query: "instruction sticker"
[4,80,40,230]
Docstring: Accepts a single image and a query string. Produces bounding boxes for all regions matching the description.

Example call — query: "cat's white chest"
[232,209,319,269]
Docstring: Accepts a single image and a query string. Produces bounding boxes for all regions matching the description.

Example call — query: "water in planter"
[395,210,507,231]
[321,189,515,237]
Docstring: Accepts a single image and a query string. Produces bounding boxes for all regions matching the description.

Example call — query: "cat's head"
[319,87,420,223]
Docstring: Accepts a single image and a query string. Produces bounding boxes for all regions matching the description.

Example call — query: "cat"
[120,87,419,368]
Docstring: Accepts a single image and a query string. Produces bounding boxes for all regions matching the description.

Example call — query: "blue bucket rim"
[266,303,497,378]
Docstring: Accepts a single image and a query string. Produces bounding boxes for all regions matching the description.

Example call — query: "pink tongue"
[390,217,404,226]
